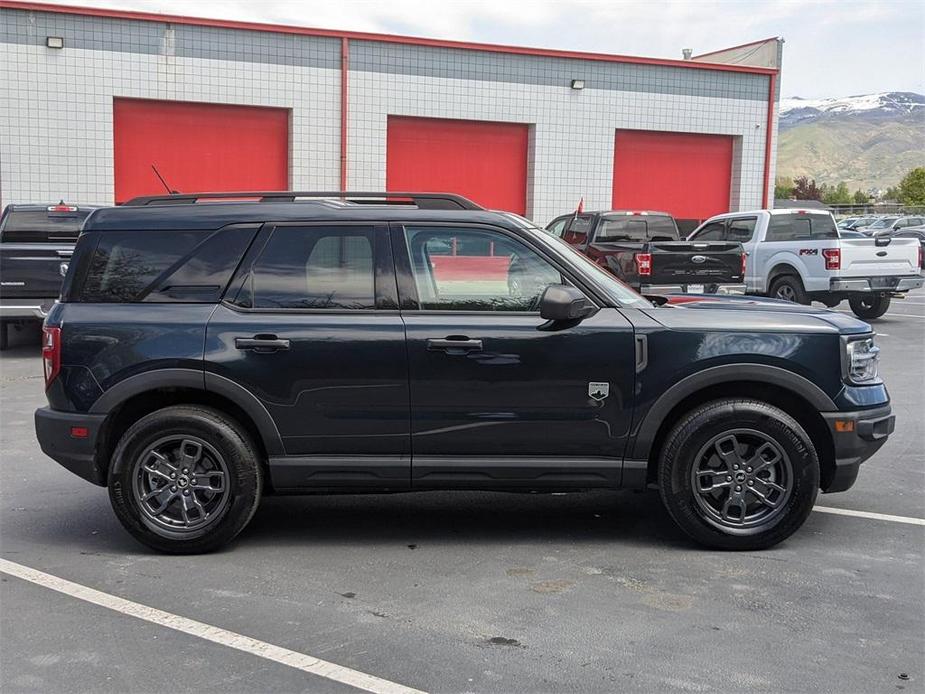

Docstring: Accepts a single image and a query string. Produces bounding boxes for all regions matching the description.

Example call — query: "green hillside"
[777,117,925,191]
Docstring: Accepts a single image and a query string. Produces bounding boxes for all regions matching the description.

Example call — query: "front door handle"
[427,336,483,354]
[235,334,291,352]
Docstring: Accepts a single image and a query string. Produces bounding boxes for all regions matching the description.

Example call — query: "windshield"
[500,213,651,308]
[868,217,898,229]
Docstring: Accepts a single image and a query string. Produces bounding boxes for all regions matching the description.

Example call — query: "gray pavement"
[1,293,923,693]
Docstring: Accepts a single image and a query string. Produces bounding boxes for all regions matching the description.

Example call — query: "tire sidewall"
[769,275,808,304]
[849,293,890,319]
[660,400,819,550]
[109,406,261,554]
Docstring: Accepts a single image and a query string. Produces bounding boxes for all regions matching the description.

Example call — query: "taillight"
[42,326,61,389]
[740,252,747,277]
[635,252,652,276]
[918,244,923,269]
[823,248,841,271]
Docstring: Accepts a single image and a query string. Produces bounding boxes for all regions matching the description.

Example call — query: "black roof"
[84,191,522,232]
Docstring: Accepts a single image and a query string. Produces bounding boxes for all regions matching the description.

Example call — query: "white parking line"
[813,506,925,526]
[0,558,426,694]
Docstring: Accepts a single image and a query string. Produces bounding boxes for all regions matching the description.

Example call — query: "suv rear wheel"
[848,293,890,319]
[768,274,808,304]
[108,405,262,554]
[658,399,819,550]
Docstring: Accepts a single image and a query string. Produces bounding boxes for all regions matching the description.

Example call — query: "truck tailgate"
[839,237,920,277]
[0,243,72,299]
[649,241,743,285]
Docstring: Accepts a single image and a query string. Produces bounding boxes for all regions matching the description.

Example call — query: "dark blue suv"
[35,192,895,553]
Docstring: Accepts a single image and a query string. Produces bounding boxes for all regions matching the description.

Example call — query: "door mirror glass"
[539,284,596,322]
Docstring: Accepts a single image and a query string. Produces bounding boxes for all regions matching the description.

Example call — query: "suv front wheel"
[108,405,262,553]
[658,399,819,550]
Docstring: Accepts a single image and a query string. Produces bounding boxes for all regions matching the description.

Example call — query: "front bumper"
[641,283,747,296]
[0,297,56,320]
[820,403,894,493]
[829,276,923,293]
[34,407,108,486]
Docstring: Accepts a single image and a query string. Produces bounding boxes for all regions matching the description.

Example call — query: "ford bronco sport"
[35,192,896,553]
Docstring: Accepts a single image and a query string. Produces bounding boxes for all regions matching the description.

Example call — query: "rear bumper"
[820,404,894,493]
[0,297,56,320]
[640,283,747,296]
[34,407,107,486]
[829,276,923,293]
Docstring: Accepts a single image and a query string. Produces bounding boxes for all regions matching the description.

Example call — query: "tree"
[898,167,925,205]
[883,186,902,201]
[774,177,794,199]
[853,189,869,204]
[792,176,822,201]
[823,182,852,205]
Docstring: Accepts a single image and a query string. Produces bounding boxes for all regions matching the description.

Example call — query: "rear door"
[205,222,411,489]
[393,222,636,489]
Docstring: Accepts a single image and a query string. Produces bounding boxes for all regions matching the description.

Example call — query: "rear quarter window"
[78,226,256,303]
[765,215,837,242]
[0,209,92,243]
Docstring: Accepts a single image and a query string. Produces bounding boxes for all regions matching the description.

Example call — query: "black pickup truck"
[0,203,97,348]
[546,210,745,296]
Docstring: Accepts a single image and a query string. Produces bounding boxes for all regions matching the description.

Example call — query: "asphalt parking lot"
[1,293,923,693]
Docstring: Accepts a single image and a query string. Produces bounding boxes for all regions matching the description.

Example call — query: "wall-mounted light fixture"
[570,79,585,90]
[46,36,64,49]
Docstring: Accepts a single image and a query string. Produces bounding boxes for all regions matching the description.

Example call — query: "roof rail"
[121,191,483,210]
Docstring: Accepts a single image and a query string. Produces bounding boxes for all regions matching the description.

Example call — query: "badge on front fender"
[588,382,610,401]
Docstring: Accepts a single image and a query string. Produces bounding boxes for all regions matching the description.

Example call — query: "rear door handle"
[427,336,483,354]
[235,334,290,352]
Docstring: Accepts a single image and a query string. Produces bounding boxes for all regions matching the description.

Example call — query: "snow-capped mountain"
[779,91,924,128]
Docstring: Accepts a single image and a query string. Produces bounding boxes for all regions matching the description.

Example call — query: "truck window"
[727,218,757,242]
[596,215,679,242]
[0,208,93,243]
[766,216,810,242]
[562,215,592,245]
[691,221,725,240]
[810,214,839,240]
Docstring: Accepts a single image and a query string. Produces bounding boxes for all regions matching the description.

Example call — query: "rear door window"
[236,226,376,310]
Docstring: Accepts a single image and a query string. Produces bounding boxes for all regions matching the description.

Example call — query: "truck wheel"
[848,294,890,320]
[658,399,819,550]
[108,405,262,554]
[768,275,808,304]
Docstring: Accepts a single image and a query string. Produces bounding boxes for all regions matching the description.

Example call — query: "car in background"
[838,229,867,238]
[837,217,860,230]
[843,216,880,231]
[689,209,923,319]
[0,202,98,349]
[547,210,745,295]
[861,216,925,235]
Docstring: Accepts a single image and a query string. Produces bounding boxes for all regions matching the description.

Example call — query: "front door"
[392,223,636,489]
[205,223,410,490]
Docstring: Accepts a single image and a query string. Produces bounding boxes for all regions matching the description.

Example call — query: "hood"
[643,294,872,334]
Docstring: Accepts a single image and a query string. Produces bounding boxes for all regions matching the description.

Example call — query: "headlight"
[844,336,880,384]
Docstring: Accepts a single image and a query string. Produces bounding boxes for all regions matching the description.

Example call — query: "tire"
[108,405,262,554]
[849,293,890,320]
[658,399,819,550]
[768,275,808,304]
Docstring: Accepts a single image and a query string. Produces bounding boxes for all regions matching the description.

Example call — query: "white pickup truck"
[689,209,924,319]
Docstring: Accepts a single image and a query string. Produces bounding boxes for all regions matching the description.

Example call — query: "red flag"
[576,196,584,214]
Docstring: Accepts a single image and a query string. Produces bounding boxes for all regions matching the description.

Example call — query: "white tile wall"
[349,71,770,224]
[0,43,340,206]
[1,41,773,221]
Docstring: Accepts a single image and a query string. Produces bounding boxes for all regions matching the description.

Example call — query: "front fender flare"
[628,363,837,461]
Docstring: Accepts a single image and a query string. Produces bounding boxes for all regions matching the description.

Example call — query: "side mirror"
[539,284,597,322]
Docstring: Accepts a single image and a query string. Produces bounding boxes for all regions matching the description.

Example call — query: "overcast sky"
[32,0,925,98]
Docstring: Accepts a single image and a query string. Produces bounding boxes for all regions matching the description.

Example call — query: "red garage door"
[387,116,528,214]
[612,130,733,224]
[113,99,289,203]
